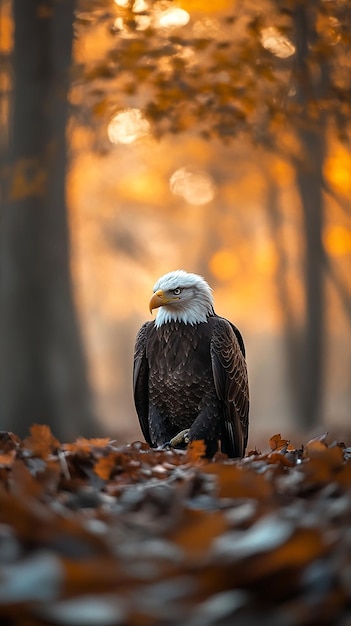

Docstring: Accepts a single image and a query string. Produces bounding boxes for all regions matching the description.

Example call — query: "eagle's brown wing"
[133,322,152,445]
[210,317,249,457]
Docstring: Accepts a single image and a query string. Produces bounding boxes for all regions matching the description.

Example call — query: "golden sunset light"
[324,225,351,257]
[209,249,239,282]
[66,0,351,448]
[324,146,351,195]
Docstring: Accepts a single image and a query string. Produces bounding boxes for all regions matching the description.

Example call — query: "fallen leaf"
[23,424,60,458]
[186,440,206,463]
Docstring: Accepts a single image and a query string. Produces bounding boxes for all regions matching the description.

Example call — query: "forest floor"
[0,425,350,626]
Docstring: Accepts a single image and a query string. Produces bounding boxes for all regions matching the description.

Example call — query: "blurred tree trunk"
[0,0,98,439]
[265,174,302,414]
[292,1,327,428]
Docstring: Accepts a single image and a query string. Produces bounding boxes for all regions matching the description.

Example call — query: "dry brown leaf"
[266,451,294,467]
[94,452,118,480]
[0,450,16,468]
[169,508,228,557]
[23,424,60,458]
[204,463,273,500]
[186,440,207,463]
[63,437,112,454]
[269,433,293,452]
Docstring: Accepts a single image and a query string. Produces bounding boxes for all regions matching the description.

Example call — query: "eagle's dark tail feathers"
[220,414,245,459]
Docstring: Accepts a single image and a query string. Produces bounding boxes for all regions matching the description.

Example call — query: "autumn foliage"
[0,425,350,625]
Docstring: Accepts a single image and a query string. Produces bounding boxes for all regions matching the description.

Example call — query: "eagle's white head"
[150,269,214,327]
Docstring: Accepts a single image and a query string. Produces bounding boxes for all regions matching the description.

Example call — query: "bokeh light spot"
[107,108,150,145]
[157,8,190,29]
[209,250,239,282]
[133,0,148,11]
[256,242,278,275]
[324,148,351,195]
[260,27,295,58]
[169,167,215,205]
[324,225,351,257]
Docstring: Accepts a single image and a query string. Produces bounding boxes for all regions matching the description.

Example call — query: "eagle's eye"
[172,288,182,296]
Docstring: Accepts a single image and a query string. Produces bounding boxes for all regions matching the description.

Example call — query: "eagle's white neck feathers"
[153,270,214,328]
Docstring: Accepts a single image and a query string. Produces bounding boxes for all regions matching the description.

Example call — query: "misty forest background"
[0,0,351,446]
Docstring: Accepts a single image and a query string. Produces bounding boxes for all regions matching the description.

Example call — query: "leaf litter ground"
[0,425,351,626]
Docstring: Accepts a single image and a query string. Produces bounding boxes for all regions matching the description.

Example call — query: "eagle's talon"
[169,429,190,447]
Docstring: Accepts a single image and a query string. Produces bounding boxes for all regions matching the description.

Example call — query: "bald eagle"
[133,270,249,458]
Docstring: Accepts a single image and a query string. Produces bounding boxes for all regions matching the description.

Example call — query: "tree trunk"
[292,1,327,428]
[0,0,98,440]
[265,172,302,413]
[295,130,326,428]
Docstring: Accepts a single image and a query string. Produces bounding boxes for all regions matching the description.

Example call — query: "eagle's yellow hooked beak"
[149,289,169,313]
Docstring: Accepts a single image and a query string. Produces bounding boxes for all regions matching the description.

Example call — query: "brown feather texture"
[133,270,249,458]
